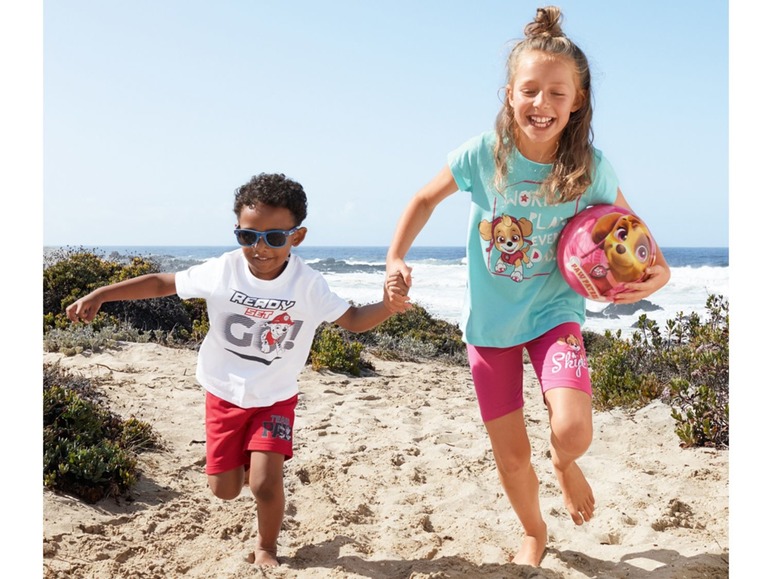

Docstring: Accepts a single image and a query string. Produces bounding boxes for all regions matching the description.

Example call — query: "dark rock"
[586,299,663,320]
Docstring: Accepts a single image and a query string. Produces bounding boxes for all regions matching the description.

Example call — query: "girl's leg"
[527,323,595,526]
[484,409,548,566]
[543,387,594,525]
[248,450,286,567]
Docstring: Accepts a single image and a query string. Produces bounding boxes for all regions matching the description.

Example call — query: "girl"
[385,6,670,567]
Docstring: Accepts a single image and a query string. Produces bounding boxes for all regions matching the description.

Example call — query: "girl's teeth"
[530,116,552,126]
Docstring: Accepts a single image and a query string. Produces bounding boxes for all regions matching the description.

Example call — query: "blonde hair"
[493,6,594,203]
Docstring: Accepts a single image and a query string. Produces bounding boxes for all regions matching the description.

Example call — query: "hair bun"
[524,5,564,38]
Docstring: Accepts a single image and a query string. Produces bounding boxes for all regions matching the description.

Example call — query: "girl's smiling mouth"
[529,115,554,128]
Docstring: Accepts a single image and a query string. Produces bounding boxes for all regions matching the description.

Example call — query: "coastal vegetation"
[43,363,161,503]
[43,248,727,500]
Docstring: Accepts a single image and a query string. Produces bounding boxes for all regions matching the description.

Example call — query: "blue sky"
[39,0,728,248]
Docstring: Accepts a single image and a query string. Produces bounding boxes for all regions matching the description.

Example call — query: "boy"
[66,172,409,566]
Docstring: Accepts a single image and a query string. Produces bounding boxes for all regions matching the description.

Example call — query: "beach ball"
[557,204,658,302]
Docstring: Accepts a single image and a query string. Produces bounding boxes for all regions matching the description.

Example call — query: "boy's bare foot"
[252,546,279,567]
[554,461,594,525]
[513,521,548,566]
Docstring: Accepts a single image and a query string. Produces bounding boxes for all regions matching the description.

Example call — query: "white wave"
[323,263,729,340]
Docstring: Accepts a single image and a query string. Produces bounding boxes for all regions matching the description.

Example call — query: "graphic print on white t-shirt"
[222,290,306,364]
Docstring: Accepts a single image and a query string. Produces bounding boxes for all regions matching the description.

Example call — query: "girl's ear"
[506,85,515,108]
[571,90,586,113]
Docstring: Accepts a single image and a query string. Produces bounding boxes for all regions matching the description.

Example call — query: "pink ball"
[557,204,658,302]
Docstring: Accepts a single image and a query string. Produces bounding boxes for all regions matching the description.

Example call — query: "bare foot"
[554,461,595,525]
[252,547,279,567]
[513,521,548,566]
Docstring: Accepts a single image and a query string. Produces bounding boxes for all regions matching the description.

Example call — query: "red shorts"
[467,322,591,422]
[204,391,298,475]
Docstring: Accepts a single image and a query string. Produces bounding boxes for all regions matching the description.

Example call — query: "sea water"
[53,245,729,339]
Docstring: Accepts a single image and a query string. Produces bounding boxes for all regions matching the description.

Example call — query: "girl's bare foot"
[252,546,279,567]
[513,521,548,566]
[554,461,595,525]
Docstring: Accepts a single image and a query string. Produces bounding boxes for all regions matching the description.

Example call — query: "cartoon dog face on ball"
[479,214,534,282]
[591,212,653,283]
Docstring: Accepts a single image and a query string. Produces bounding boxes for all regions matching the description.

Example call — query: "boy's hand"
[66,294,102,324]
[383,271,411,313]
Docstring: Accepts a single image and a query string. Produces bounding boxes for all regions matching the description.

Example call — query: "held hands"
[612,264,671,305]
[383,260,413,314]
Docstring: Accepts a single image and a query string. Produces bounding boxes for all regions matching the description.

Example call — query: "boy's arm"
[334,273,408,333]
[66,272,177,323]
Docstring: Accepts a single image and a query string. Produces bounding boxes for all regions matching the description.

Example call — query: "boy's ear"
[292,227,307,246]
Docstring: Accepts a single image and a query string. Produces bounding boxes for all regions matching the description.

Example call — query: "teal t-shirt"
[448,130,619,347]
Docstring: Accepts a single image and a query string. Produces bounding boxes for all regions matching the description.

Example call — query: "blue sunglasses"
[234,227,298,248]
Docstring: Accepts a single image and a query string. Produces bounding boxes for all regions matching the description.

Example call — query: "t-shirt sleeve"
[447,134,484,193]
[310,274,353,323]
[589,149,621,205]
[175,257,223,300]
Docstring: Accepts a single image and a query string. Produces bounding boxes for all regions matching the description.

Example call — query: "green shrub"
[43,322,152,355]
[44,247,119,318]
[43,248,208,345]
[588,294,728,448]
[358,304,467,364]
[371,304,464,352]
[581,330,616,356]
[309,325,369,376]
[588,328,666,410]
[43,364,161,503]
[663,295,729,448]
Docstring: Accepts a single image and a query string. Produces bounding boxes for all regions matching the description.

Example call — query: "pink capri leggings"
[466,322,591,422]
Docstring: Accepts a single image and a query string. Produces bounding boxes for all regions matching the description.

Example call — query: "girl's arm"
[385,165,459,309]
[66,273,178,323]
[611,189,671,304]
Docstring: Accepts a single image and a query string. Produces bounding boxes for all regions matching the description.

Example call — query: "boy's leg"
[204,391,251,500]
[484,410,548,566]
[241,394,296,566]
[544,388,594,525]
[208,467,247,500]
[248,450,286,567]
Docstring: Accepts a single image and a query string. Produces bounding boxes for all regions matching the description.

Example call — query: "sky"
[38,0,729,249]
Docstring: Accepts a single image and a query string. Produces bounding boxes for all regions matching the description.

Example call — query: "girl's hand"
[384,259,413,313]
[612,264,671,305]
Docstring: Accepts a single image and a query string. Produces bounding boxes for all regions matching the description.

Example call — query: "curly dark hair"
[233,173,308,225]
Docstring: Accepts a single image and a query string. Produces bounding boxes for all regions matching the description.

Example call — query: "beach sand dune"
[43,342,728,578]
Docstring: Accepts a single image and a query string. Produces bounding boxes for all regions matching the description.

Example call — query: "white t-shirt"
[175,250,351,408]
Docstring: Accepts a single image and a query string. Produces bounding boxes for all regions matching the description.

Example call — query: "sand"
[43,342,728,578]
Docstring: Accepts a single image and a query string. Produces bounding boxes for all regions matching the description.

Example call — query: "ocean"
[60,245,729,339]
